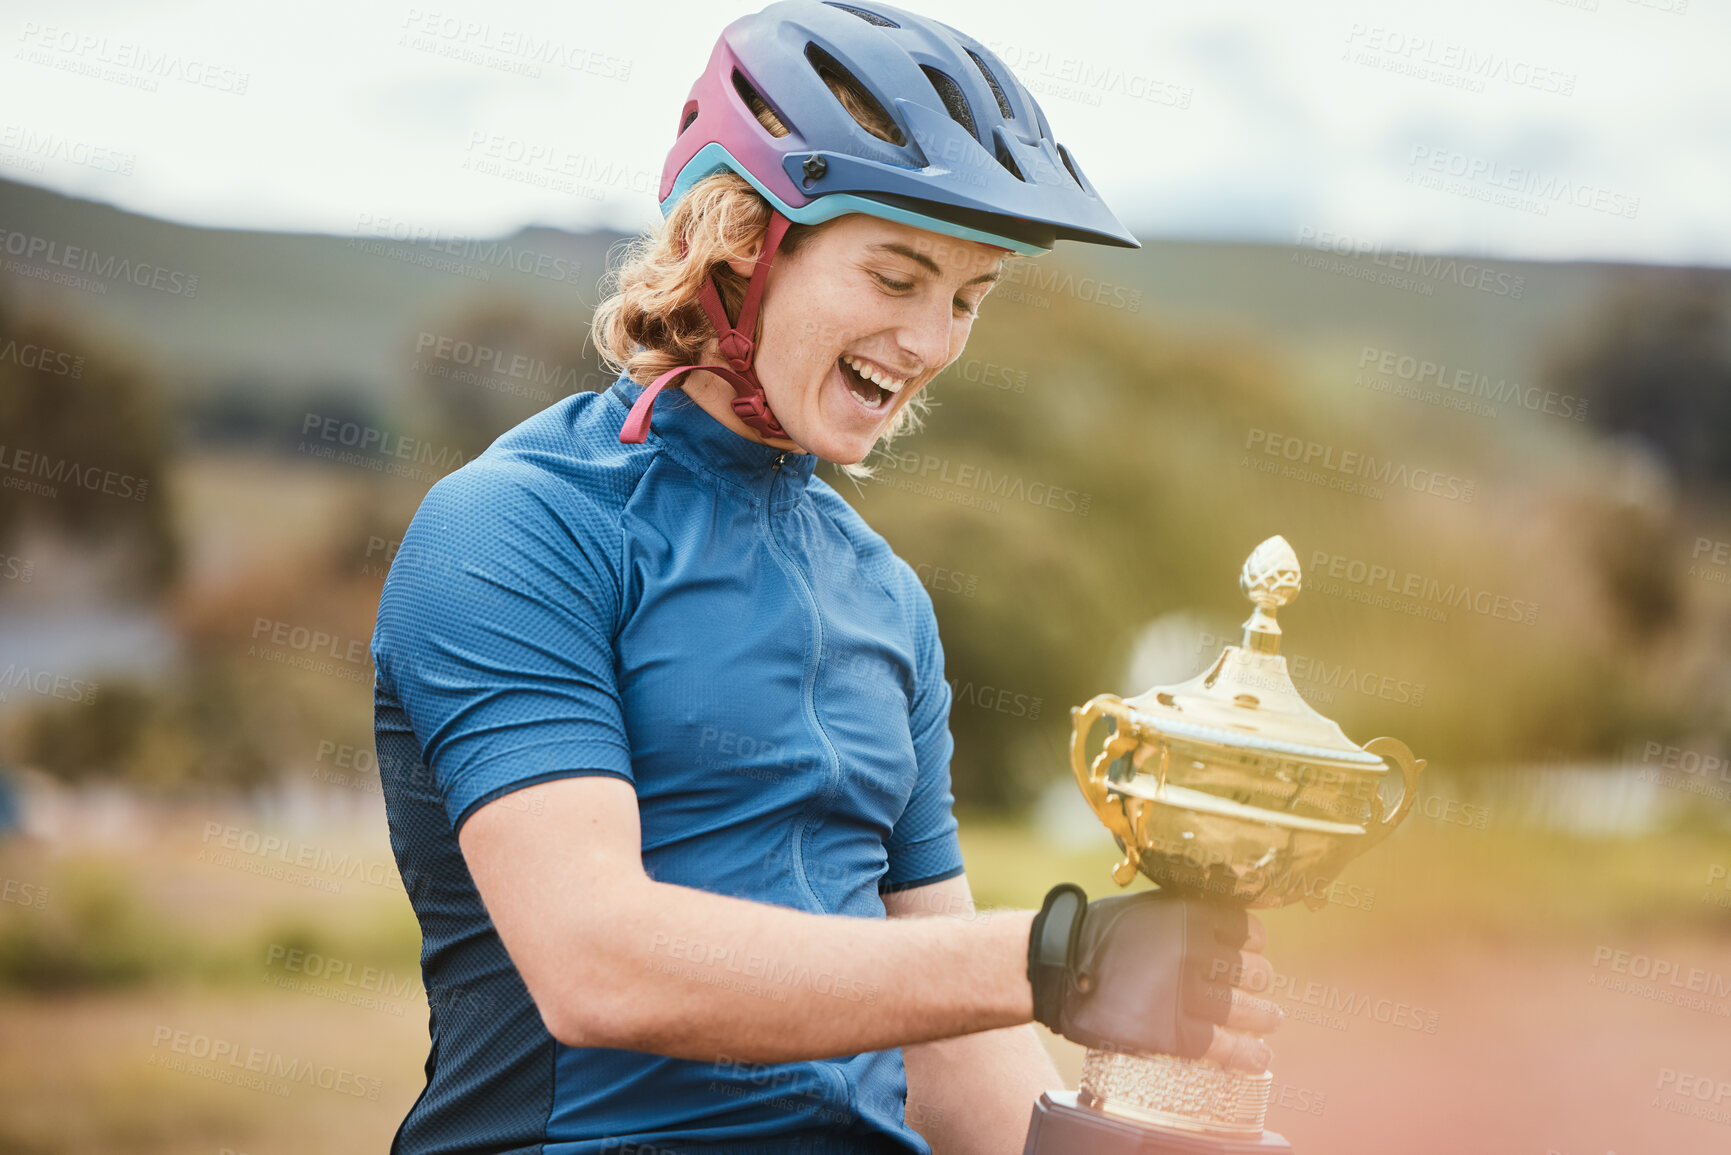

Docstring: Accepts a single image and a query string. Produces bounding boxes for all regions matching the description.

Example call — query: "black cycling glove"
[1027,882,1252,1059]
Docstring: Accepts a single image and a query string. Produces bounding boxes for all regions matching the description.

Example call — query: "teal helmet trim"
[663,141,1051,256]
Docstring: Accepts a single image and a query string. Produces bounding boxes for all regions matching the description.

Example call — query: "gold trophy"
[1022,536,1427,1154]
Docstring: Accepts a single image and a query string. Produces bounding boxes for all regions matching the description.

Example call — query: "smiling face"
[682,213,1008,464]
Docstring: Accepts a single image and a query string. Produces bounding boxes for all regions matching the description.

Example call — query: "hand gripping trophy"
[1022,536,1427,1154]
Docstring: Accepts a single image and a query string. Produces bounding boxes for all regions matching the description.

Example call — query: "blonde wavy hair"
[590,68,1011,480]
[590,173,936,481]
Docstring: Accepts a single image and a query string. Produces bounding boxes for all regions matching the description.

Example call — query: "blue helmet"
[658,0,1142,256]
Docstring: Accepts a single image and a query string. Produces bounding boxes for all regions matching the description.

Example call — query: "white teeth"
[842,354,907,394]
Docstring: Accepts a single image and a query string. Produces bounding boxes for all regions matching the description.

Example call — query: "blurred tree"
[0,294,179,595]
[322,479,417,581]
[847,281,1323,809]
[409,294,610,459]
[13,683,154,784]
[1586,499,1682,640]
[1551,269,1731,488]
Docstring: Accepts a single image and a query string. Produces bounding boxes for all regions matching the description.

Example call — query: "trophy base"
[1022,1091,1294,1155]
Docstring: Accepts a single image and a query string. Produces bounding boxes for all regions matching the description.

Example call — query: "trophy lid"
[1121,536,1386,770]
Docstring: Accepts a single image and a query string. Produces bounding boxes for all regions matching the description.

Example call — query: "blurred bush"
[0,859,171,988]
[16,660,273,790]
[0,855,420,992]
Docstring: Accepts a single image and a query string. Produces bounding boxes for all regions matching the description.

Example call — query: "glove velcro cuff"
[1026,882,1088,1029]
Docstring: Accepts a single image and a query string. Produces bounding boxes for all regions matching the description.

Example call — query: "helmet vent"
[921,66,976,140]
[1056,142,1083,187]
[993,137,1024,182]
[965,48,1014,119]
[678,101,699,136]
[732,68,791,138]
[824,2,899,27]
[805,43,907,147]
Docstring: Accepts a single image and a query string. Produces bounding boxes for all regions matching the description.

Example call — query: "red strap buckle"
[718,331,754,372]
[731,393,789,440]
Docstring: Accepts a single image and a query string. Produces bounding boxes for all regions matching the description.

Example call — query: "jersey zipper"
[758,466,844,913]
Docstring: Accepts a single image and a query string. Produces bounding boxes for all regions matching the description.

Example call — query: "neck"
[679,355,808,455]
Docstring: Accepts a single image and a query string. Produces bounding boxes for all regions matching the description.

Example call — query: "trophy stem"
[1078,1048,1272,1137]
[1239,603,1283,655]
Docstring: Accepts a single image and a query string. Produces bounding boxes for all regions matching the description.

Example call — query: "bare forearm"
[567,877,1037,1062]
[904,1024,1062,1155]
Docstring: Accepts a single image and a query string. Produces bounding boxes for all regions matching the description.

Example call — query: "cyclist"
[372,3,1278,1152]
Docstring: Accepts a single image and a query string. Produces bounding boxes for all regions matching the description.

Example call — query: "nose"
[894,296,959,381]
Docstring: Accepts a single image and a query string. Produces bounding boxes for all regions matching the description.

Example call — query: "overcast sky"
[2,0,1726,265]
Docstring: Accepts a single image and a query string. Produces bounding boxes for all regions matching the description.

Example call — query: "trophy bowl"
[1070,535,1425,909]
[1027,535,1428,1152]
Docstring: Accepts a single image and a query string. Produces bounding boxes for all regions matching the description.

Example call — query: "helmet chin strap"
[620,211,795,445]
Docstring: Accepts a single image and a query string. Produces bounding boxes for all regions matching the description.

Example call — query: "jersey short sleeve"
[372,457,635,833]
[878,569,965,893]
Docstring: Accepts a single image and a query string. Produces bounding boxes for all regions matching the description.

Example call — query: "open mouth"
[836,354,904,412]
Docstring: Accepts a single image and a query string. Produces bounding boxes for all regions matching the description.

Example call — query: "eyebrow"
[868,241,1001,285]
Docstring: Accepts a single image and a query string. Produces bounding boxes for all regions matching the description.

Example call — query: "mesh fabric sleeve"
[372,459,634,833]
[879,570,966,894]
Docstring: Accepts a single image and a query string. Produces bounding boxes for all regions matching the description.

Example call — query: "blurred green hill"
[2,176,1728,811]
[0,176,1632,411]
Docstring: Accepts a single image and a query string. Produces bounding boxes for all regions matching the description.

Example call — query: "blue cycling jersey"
[371,372,966,1154]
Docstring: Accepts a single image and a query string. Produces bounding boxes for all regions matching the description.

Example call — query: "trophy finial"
[1238,536,1301,654]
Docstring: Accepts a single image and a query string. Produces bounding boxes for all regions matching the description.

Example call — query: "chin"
[800,434,871,467]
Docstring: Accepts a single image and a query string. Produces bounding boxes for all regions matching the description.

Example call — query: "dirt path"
[1038,934,1731,1155]
[0,988,428,1155]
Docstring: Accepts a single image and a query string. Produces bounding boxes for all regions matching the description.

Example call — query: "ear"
[723,236,763,280]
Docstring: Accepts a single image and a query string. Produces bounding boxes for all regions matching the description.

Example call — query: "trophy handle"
[1360,737,1427,849]
[1070,695,1144,886]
